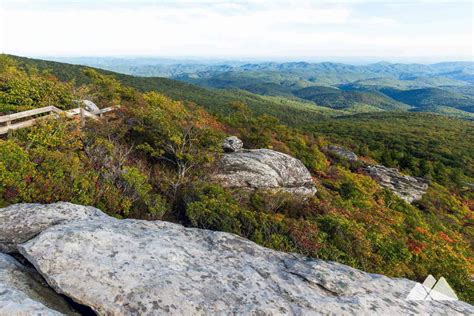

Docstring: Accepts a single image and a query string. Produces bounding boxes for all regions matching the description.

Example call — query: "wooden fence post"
[80,108,85,127]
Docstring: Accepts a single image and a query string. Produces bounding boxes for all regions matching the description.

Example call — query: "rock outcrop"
[324,145,359,161]
[0,202,109,253]
[222,136,243,152]
[321,144,429,203]
[0,253,79,315]
[0,203,471,315]
[363,165,428,203]
[82,100,100,113]
[215,137,316,195]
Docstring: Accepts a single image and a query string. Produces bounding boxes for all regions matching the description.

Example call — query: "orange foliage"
[415,226,429,235]
[438,232,454,243]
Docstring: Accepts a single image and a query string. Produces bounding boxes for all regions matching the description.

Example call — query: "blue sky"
[0,0,472,61]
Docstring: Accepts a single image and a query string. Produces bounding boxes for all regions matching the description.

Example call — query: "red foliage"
[407,239,426,255]
[289,221,322,255]
[3,186,18,200]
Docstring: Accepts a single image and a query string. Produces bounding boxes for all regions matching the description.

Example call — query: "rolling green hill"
[379,87,474,113]
[409,105,474,120]
[172,63,473,117]
[293,86,409,111]
[340,76,467,89]
[339,85,474,119]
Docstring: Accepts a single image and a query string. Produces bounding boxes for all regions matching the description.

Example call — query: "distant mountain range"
[44,57,474,84]
[24,56,474,120]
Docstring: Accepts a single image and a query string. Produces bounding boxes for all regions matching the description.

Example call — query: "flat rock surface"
[16,208,473,315]
[363,165,428,203]
[0,253,79,316]
[0,202,110,253]
[213,148,316,195]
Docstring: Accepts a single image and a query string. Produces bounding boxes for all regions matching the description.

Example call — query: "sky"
[0,0,473,62]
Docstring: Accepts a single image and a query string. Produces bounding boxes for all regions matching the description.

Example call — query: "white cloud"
[0,1,471,58]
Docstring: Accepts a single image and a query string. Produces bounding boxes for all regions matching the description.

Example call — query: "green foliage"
[185,183,243,233]
[339,182,361,200]
[82,68,137,106]
[0,60,75,113]
[121,166,168,217]
[0,127,96,207]
[126,91,223,198]
[317,214,373,268]
[0,140,35,205]
[22,115,83,150]
[183,183,301,253]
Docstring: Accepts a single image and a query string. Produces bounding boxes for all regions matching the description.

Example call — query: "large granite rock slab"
[13,204,473,315]
[0,253,79,315]
[213,148,316,195]
[363,165,428,203]
[0,202,109,253]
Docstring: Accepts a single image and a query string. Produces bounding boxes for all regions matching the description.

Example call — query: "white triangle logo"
[407,275,458,301]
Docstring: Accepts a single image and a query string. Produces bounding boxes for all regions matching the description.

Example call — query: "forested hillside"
[293,86,409,111]
[0,54,473,303]
[379,87,474,112]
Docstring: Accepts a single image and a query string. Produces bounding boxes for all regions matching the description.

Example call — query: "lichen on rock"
[0,202,110,253]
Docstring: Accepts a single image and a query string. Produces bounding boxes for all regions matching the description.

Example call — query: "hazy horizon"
[18,55,474,65]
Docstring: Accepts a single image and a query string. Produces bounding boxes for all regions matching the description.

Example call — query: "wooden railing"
[0,105,116,135]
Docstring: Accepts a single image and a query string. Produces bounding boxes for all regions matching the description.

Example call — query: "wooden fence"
[0,106,116,135]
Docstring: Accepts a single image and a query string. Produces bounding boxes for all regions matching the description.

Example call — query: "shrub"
[0,140,35,205]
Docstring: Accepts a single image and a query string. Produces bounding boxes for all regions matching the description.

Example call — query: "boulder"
[213,148,316,195]
[0,202,109,253]
[8,203,472,315]
[0,253,79,315]
[363,165,428,203]
[222,136,243,152]
[82,100,100,113]
[324,145,358,161]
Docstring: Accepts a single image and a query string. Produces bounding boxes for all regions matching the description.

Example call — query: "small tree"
[128,92,222,197]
